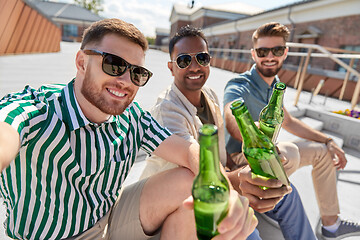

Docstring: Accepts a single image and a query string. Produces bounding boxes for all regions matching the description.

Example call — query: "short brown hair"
[252,22,290,45]
[80,18,148,51]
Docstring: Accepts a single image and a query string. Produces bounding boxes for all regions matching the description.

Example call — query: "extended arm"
[224,101,243,142]
[152,134,199,175]
[0,122,20,172]
[282,107,347,169]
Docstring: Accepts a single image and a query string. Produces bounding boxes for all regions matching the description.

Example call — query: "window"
[63,24,78,38]
[337,45,360,73]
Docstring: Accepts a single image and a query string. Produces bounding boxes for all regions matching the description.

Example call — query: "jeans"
[247,183,316,240]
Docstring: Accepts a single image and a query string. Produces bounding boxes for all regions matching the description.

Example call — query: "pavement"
[0,41,359,239]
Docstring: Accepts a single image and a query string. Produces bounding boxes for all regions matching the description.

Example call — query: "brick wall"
[291,15,360,72]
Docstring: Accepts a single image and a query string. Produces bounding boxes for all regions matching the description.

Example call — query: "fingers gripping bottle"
[192,124,230,240]
[230,100,290,187]
[259,82,286,142]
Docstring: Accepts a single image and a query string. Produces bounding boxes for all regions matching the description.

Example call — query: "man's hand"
[237,165,292,213]
[184,190,258,240]
[327,140,347,170]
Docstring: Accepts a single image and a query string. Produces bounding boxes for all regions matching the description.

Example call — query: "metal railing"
[209,42,360,109]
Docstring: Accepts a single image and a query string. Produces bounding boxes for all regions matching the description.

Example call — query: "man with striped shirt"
[0,19,256,239]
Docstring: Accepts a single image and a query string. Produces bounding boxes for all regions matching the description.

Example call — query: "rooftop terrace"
[0,42,359,239]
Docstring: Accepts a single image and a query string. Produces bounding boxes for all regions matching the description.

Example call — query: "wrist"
[324,137,333,145]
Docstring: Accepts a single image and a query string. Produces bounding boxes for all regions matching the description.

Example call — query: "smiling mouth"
[107,88,126,97]
[187,75,202,80]
[263,62,277,67]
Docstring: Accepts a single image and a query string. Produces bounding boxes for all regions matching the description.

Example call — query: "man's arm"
[0,122,20,172]
[282,107,347,169]
[152,134,199,174]
[224,101,243,142]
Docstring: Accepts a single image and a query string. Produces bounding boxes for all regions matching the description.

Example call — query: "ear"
[168,61,175,76]
[250,48,256,62]
[75,50,87,75]
[284,47,289,60]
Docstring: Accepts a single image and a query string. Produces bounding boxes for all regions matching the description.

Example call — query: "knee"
[278,142,300,176]
[170,167,195,194]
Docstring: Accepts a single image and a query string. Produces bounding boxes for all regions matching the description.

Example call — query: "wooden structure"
[209,43,360,109]
[0,0,61,55]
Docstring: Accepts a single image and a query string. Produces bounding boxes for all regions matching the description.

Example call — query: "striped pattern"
[0,81,171,239]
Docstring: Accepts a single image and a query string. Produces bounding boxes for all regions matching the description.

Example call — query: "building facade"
[167,0,360,103]
[31,0,103,42]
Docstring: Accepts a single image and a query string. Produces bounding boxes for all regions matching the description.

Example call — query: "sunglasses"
[254,46,287,58]
[171,52,211,69]
[83,49,153,87]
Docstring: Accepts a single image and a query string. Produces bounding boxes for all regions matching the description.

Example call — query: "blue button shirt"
[223,64,279,154]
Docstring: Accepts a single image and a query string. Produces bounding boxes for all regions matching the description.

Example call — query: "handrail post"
[221,51,227,70]
[294,56,305,89]
[339,58,355,100]
[294,48,312,106]
[232,52,238,73]
[212,49,217,67]
[351,76,360,109]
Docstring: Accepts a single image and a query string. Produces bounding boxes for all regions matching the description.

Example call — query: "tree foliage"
[74,0,103,15]
[146,37,155,46]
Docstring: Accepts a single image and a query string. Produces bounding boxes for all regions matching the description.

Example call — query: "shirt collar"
[60,79,117,131]
[171,83,198,114]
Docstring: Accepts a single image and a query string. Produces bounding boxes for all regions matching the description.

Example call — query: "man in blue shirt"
[224,22,360,240]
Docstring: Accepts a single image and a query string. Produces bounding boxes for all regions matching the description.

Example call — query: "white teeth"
[109,89,125,97]
[188,75,201,79]
[264,62,276,66]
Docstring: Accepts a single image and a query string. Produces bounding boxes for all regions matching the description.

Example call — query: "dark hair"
[169,25,208,56]
[80,18,148,51]
[252,22,290,45]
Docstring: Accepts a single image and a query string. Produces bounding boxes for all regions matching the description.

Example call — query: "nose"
[116,68,132,85]
[188,56,201,70]
[265,51,275,59]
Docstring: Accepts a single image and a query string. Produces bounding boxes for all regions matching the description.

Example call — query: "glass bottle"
[192,124,230,240]
[259,82,286,142]
[231,100,290,187]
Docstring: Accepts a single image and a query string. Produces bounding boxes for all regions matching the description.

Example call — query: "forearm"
[283,117,329,143]
[224,102,243,142]
[153,135,199,174]
[282,108,330,143]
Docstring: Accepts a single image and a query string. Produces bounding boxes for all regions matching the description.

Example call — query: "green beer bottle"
[259,82,286,142]
[230,100,290,187]
[192,124,230,240]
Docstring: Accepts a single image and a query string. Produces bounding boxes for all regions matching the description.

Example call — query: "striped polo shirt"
[0,80,172,239]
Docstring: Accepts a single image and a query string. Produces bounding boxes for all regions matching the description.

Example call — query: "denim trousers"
[247,183,316,240]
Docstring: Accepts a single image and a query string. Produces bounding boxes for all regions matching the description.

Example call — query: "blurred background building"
[157,0,360,104]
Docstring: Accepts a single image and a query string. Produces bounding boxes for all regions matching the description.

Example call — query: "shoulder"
[0,84,64,115]
[225,73,251,90]
[151,85,193,120]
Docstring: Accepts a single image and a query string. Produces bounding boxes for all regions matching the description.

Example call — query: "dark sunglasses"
[254,46,287,58]
[171,52,211,69]
[83,49,153,87]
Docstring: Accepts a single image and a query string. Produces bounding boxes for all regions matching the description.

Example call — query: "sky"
[59,0,304,37]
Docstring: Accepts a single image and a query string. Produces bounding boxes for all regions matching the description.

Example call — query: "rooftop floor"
[0,42,359,239]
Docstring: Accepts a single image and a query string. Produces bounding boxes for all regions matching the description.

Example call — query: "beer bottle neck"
[232,106,262,146]
[199,134,222,174]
